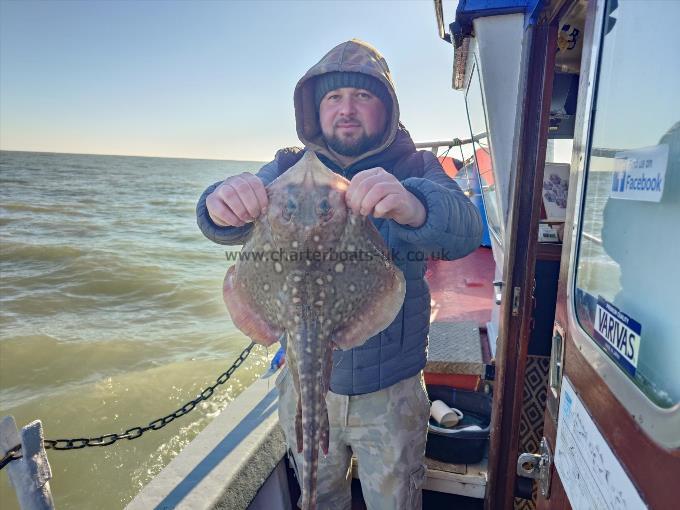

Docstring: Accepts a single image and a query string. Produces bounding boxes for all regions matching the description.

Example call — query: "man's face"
[319,87,387,158]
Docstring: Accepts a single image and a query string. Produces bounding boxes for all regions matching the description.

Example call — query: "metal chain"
[0,445,22,470]
[0,342,256,470]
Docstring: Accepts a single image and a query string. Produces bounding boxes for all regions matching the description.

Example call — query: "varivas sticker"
[593,296,641,377]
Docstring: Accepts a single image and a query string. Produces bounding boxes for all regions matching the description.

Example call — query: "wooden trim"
[542,0,601,436]
[536,243,562,261]
[485,21,558,510]
[540,0,575,24]
[539,1,598,506]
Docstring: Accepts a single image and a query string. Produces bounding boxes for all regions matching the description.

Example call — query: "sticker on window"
[610,144,669,202]
[593,296,641,377]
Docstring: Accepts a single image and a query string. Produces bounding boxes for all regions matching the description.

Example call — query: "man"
[196,39,482,509]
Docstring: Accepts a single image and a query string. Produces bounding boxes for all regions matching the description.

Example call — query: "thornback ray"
[222,151,405,510]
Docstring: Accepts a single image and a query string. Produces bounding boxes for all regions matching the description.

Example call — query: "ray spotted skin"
[223,151,405,509]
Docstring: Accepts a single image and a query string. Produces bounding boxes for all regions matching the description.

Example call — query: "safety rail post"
[0,416,55,510]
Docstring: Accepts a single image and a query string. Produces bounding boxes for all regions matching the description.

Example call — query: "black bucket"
[425,385,491,464]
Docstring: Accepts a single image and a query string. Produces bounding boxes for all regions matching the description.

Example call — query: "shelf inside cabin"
[536,242,563,261]
[423,455,488,499]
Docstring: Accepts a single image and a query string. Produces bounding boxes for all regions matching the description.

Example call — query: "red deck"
[426,246,496,368]
[426,247,495,328]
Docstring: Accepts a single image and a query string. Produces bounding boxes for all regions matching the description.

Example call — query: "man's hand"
[206,173,268,227]
[346,167,426,227]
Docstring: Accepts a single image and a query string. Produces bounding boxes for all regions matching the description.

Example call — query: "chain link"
[0,445,22,470]
[0,342,256,470]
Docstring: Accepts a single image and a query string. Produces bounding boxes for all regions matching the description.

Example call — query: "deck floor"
[426,247,494,363]
[426,247,494,327]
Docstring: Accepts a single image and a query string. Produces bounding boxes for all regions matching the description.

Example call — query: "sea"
[0,150,272,509]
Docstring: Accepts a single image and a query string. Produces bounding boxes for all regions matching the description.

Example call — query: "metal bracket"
[517,437,552,498]
[493,279,504,305]
[433,0,452,43]
[512,286,521,316]
[549,324,565,397]
[547,323,566,420]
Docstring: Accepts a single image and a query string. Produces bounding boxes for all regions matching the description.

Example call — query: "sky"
[0,0,467,162]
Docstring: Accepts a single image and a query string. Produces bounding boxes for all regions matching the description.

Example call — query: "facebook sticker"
[611,170,626,192]
[611,144,669,202]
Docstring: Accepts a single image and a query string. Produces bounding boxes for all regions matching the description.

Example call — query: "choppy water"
[0,151,272,509]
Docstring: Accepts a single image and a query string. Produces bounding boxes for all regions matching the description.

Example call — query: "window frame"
[465,58,503,247]
[566,0,680,448]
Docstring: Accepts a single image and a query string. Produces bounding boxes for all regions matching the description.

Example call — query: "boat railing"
[414,134,484,154]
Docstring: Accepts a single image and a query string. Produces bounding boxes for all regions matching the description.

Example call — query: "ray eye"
[283,198,297,220]
[318,198,332,218]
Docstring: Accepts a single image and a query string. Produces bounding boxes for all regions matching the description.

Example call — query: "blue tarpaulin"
[455,0,545,32]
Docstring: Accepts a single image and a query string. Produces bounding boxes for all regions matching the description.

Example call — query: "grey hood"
[294,39,400,167]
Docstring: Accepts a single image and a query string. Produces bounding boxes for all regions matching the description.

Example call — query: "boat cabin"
[127,0,679,508]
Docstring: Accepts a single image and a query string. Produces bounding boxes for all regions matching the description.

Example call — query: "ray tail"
[290,306,331,510]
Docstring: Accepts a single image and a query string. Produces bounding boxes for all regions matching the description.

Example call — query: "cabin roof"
[454,0,544,37]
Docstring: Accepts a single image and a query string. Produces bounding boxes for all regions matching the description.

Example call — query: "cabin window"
[466,62,503,244]
[573,0,680,408]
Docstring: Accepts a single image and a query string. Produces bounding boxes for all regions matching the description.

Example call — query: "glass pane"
[466,62,503,243]
[574,0,680,407]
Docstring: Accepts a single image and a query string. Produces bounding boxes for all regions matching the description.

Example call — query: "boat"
[127,0,680,508]
[4,0,678,508]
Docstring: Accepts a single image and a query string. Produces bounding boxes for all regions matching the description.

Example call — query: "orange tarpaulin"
[439,156,461,179]
[439,150,494,186]
[475,148,494,186]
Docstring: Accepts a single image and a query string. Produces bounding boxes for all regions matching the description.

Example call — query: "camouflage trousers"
[275,368,430,510]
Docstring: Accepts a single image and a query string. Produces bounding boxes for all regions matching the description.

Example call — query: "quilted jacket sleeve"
[390,151,483,260]
[196,151,289,245]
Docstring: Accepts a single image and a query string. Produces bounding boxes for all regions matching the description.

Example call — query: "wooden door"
[536,1,680,508]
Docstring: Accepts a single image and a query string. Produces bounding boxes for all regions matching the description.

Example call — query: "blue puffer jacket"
[196,39,482,395]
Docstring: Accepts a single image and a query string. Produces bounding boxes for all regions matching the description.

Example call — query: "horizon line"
[0,147,267,164]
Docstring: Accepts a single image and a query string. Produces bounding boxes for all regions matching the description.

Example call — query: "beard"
[324,129,383,158]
